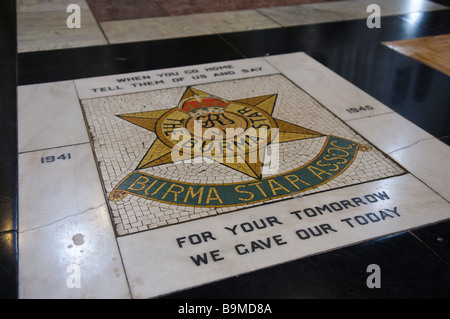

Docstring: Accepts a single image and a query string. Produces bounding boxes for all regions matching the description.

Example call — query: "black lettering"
[340,217,354,228]
[366,212,381,222]
[379,210,394,219]
[354,215,369,225]
[290,210,302,220]
[385,207,400,216]
[351,197,367,206]
[273,234,288,246]
[266,216,283,226]
[374,191,390,201]
[304,208,317,217]
[320,223,338,234]
[241,222,254,232]
[190,250,224,266]
[329,202,343,211]
[190,253,209,266]
[295,229,310,240]
[339,200,356,209]
[224,225,238,235]
[364,194,378,203]
[316,205,332,214]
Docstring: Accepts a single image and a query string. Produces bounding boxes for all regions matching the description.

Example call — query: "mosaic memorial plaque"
[81,73,404,236]
[18,53,450,298]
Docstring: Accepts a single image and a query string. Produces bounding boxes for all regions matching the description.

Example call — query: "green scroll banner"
[110,135,364,207]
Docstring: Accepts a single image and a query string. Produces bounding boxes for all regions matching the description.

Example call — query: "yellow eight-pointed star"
[117,87,323,179]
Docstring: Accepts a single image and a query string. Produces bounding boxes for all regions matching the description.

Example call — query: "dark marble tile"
[162,232,450,298]
[0,0,17,300]
[438,135,450,146]
[0,164,16,234]
[0,232,17,299]
[221,14,440,58]
[0,62,17,234]
[307,44,450,141]
[411,220,450,265]
[18,34,244,85]
[400,9,450,34]
[0,0,16,63]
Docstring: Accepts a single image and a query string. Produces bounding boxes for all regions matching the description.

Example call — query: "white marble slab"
[74,58,279,99]
[118,174,450,298]
[389,138,450,202]
[18,81,90,153]
[19,204,130,299]
[258,3,361,27]
[18,143,105,232]
[19,142,129,298]
[346,112,434,154]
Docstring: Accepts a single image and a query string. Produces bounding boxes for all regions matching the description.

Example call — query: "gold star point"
[118,87,323,179]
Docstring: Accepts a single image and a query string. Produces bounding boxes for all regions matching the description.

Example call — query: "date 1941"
[41,153,72,164]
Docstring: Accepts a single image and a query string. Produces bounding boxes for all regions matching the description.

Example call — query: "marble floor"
[16,0,448,50]
[2,0,450,300]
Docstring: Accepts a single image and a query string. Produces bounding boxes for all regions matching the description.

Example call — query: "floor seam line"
[18,141,91,155]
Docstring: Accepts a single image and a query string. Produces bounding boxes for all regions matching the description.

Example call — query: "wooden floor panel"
[384,34,450,76]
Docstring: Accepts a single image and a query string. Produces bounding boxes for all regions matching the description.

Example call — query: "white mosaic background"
[81,75,405,235]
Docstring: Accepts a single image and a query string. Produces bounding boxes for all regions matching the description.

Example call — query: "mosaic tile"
[80,72,405,235]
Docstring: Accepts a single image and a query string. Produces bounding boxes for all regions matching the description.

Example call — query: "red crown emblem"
[179,96,229,112]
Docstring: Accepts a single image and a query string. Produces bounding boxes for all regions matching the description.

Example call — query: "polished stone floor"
[2,0,450,300]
